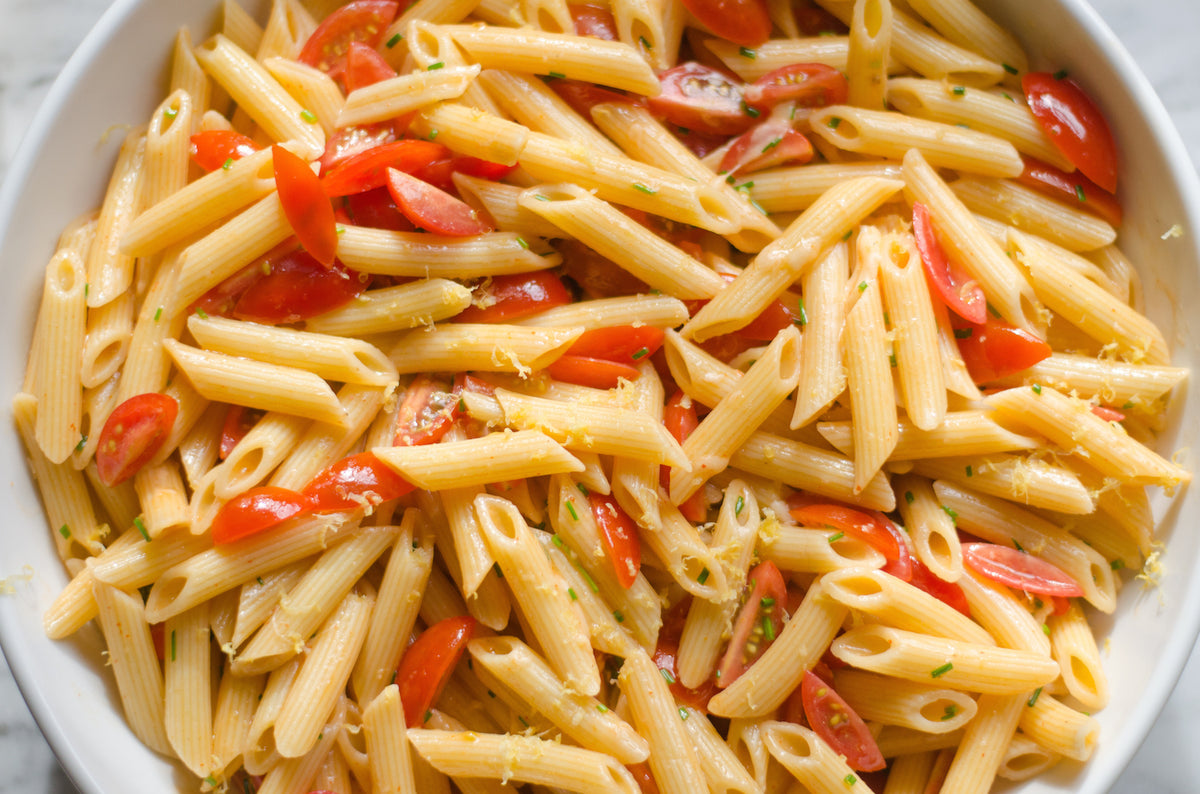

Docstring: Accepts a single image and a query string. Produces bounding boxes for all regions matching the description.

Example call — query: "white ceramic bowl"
[1,1,1198,792]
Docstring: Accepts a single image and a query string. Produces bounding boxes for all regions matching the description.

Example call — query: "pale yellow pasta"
[990,352,1187,406]
[451,173,566,239]
[375,430,583,490]
[212,411,309,499]
[731,431,896,511]
[244,657,302,774]
[31,248,87,464]
[938,693,1027,794]
[833,669,978,733]
[362,685,419,794]
[764,721,877,794]
[80,290,133,391]
[264,56,344,134]
[760,525,888,574]
[612,0,685,69]
[304,278,472,337]
[408,102,529,165]
[893,473,962,581]
[791,241,849,428]
[818,410,1037,460]
[904,0,1027,75]
[213,668,266,772]
[912,453,1095,514]
[1018,691,1099,762]
[645,499,730,601]
[678,706,762,794]
[256,0,316,60]
[1048,601,1109,711]
[847,0,893,110]
[338,66,480,128]
[478,69,624,157]
[231,560,310,649]
[164,603,214,776]
[952,176,1116,252]
[705,37,850,80]
[747,163,904,214]
[170,27,210,121]
[387,323,582,374]
[134,460,191,538]
[85,127,145,307]
[997,734,1060,782]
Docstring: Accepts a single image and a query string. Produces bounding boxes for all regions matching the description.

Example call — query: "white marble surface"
[1,0,1199,792]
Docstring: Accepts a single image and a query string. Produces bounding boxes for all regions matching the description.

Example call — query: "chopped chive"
[1111,559,1125,570]
[597,703,609,712]
[386,32,403,47]
[739,46,757,59]
[1033,596,1044,610]
[857,281,868,292]
[516,236,529,250]
[632,346,649,360]
[1123,400,1135,410]
[747,195,768,215]
[568,587,578,600]
[204,775,218,788]
[741,101,761,118]
[134,516,150,542]
[428,129,439,140]
[170,630,177,661]
[1032,383,1043,394]
[952,85,966,96]
[640,35,652,49]
[153,306,163,322]
[552,534,566,550]
[827,116,842,129]
[1002,62,1019,75]
[987,302,1002,319]
[942,505,958,524]
[942,705,958,720]
[582,566,600,593]
[889,352,897,368]
[59,524,71,539]
[222,157,234,171]
[905,490,915,504]
[761,615,775,641]
[954,327,973,339]
[427,62,446,70]
[1013,538,1025,552]
[195,307,209,319]
[1027,686,1043,707]
[257,576,265,586]
[660,668,676,684]
[842,229,853,241]
[566,499,579,521]
[548,70,566,79]
[1075,184,1086,202]
[164,106,179,120]
[735,495,745,515]
[761,137,782,153]
[678,706,689,720]
[930,662,953,678]
[1002,91,1015,102]
[300,108,317,123]
[1053,68,1069,80]
[844,774,857,786]
[632,182,658,195]
[424,709,433,723]
[74,434,87,453]
[575,483,589,497]
[613,609,625,623]
[761,597,776,608]
[796,297,808,326]
[1043,623,1051,635]
[965,465,973,477]
[697,567,710,585]
[828,531,845,543]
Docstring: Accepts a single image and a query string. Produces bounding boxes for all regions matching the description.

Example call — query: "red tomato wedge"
[1091,404,1125,423]
[211,486,310,545]
[385,167,493,235]
[546,355,642,389]
[394,374,461,446]
[397,616,476,726]
[912,201,986,324]
[189,130,259,172]
[219,405,264,460]
[626,762,661,794]
[1017,157,1123,227]
[273,145,338,266]
[455,272,571,323]
[416,155,517,193]
[190,256,275,318]
[320,123,400,174]
[321,140,449,197]
[298,0,400,81]
[588,492,642,588]
[717,561,788,687]
[742,63,848,111]
[663,390,706,522]
[954,317,1052,383]
[345,186,416,231]
[680,0,772,47]
[95,393,179,487]
[302,451,415,511]
[801,670,886,772]
[719,122,813,175]
[653,598,717,709]
[648,62,755,136]
[1023,72,1119,194]
[567,325,665,364]
[790,502,905,571]
[962,542,1084,597]
[550,79,640,118]
[569,2,619,40]
[908,555,971,616]
[233,247,365,324]
[344,40,397,93]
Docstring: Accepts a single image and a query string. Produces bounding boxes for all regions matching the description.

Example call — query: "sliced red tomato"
[550,79,639,119]
[662,390,706,522]
[908,556,971,617]
[717,561,788,687]
[801,670,885,772]
[559,239,650,298]
[189,130,259,172]
[962,542,1084,598]
[653,598,718,709]
[567,325,665,365]
[676,127,733,159]
[569,2,619,39]
[298,0,400,82]
[322,140,449,197]
[345,186,415,231]
[681,0,771,47]
[790,503,903,568]
[302,451,416,511]
[233,247,365,324]
[588,492,642,588]
[190,256,270,318]
[211,486,310,545]
[344,40,397,93]
[1023,72,1119,194]
[742,63,848,112]
[719,122,813,175]
[95,393,179,487]
[626,762,660,794]
[455,272,571,323]
[451,156,518,183]
[647,62,754,136]
[411,155,518,194]
[685,273,798,343]
[954,317,1052,384]
[1091,404,1125,423]
[320,123,401,174]
[273,145,338,266]
[911,201,986,324]
[385,167,493,235]
[545,355,642,389]
[394,374,461,446]
[219,405,265,460]
[397,616,476,726]
[1017,156,1123,227]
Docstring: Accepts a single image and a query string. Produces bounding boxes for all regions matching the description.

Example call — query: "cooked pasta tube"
[846,0,893,110]
[374,430,583,490]
[763,721,876,794]
[338,65,480,127]
[912,453,1095,515]
[938,692,1027,794]
[951,176,1116,252]
[304,278,473,336]
[85,127,145,307]
[817,410,1037,460]
[1018,690,1099,762]
[335,226,559,278]
[386,324,582,374]
[833,669,978,733]
[760,525,887,574]
[893,473,962,582]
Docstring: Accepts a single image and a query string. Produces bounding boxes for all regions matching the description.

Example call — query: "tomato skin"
[393,374,461,446]
[273,145,339,267]
[908,556,971,616]
[385,168,494,236]
[790,503,902,567]
[95,393,179,487]
[345,186,416,231]
[1017,157,1123,227]
[344,40,397,93]
[219,405,265,460]
[320,123,401,174]
[648,63,755,137]
[1023,72,1119,194]
[397,616,476,727]
[545,355,642,389]
[569,2,619,40]
[302,451,415,511]
[681,0,772,47]
[211,486,311,545]
[298,0,400,81]
[719,122,813,176]
[1091,404,1125,423]
[685,273,798,344]
[456,272,572,324]
[962,542,1084,597]
[322,140,449,197]
[662,390,707,522]
[801,670,885,772]
[559,239,650,298]
[233,247,365,324]
[189,130,259,172]
[717,561,788,687]
[626,762,660,794]
[588,493,642,588]
[742,63,848,111]
[911,201,987,324]
[954,317,1052,384]
[567,325,665,364]
[653,599,718,709]
[550,79,641,119]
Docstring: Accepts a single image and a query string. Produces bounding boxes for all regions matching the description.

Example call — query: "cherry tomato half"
[189,130,259,172]
[719,121,814,176]
[545,355,642,389]
[569,2,619,40]
[742,63,848,112]
[233,246,365,324]
[211,486,310,545]
[322,140,450,197]
[908,555,971,617]
[717,561,788,687]
[385,167,493,236]
[588,492,642,588]
[302,451,416,511]
[567,325,665,365]
[95,393,179,487]
[790,503,903,572]
[298,0,400,82]
[219,405,265,460]
[273,145,338,266]
[1017,157,1123,228]
[911,201,986,324]
[954,316,1052,384]
[662,390,706,522]
[345,186,416,231]
[397,616,476,726]
[455,272,572,323]
[648,62,755,137]
[962,542,1084,598]
[320,122,401,174]
[680,0,772,48]
[393,374,461,446]
[1023,71,1119,194]
[801,670,885,772]
[344,40,397,93]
